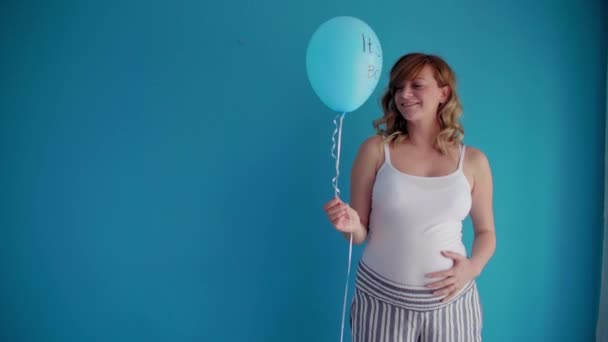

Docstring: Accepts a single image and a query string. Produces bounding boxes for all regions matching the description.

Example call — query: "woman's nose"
[398,86,413,98]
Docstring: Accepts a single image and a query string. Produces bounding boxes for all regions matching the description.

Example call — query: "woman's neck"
[405,119,440,149]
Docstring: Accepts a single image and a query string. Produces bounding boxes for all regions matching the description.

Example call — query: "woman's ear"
[440,86,451,103]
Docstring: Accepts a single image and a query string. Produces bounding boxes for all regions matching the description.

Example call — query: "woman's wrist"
[344,222,367,244]
[468,258,485,278]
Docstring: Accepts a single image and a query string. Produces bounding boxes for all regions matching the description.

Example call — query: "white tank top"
[361,142,472,286]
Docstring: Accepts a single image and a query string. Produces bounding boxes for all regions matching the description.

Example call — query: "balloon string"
[340,233,353,342]
[331,113,345,197]
[331,112,352,342]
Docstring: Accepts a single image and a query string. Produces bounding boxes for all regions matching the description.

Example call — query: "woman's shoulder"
[462,144,492,173]
[361,134,385,148]
[356,134,386,168]
[463,145,488,161]
[360,134,387,154]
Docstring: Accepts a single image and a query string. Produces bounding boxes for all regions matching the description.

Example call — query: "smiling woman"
[323,52,496,342]
[374,53,464,156]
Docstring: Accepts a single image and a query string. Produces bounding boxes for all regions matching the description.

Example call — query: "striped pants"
[350,262,482,342]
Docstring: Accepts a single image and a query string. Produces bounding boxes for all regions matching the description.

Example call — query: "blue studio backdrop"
[1,0,606,341]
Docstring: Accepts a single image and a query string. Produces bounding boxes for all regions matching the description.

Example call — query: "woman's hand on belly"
[424,250,478,302]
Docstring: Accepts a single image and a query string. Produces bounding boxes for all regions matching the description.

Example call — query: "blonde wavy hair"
[373,53,464,154]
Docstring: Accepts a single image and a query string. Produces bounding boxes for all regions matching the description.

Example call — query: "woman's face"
[393,65,449,122]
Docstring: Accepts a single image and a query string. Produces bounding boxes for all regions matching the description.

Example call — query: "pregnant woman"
[323,52,496,342]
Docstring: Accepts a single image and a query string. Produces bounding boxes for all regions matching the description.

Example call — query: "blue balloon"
[306,16,383,113]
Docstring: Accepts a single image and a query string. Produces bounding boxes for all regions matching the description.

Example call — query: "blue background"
[1,0,606,341]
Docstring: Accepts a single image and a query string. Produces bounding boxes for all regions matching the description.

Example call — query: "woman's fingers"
[323,198,358,233]
[433,283,458,296]
[441,287,460,302]
[322,197,342,211]
[330,212,346,224]
[328,205,348,219]
[326,204,346,217]
[426,276,457,290]
[425,269,454,279]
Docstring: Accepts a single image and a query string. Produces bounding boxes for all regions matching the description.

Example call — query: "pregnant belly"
[362,232,466,286]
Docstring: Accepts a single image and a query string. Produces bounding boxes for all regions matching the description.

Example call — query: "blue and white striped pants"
[350,262,483,342]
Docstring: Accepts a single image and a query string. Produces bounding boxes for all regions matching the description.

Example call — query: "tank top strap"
[458,144,466,170]
[383,142,392,165]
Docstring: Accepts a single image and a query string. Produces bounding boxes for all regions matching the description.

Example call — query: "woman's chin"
[402,112,422,121]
